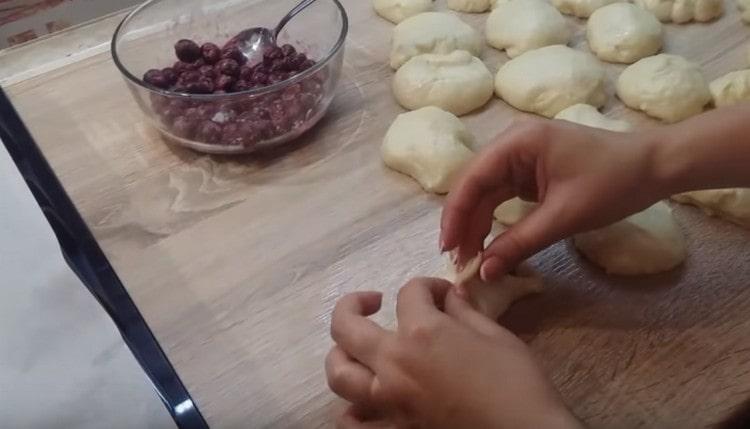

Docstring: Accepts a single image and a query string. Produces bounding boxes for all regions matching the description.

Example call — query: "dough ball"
[672,189,750,228]
[390,12,482,69]
[554,104,633,132]
[494,198,538,225]
[616,54,710,123]
[373,0,433,24]
[393,51,494,116]
[709,70,750,107]
[449,254,543,320]
[448,0,493,12]
[739,0,750,23]
[552,0,621,17]
[382,107,474,194]
[486,0,572,58]
[634,0,723,23]
[574,202,687,276]
[495,45,608,118]
[587,3,663,64]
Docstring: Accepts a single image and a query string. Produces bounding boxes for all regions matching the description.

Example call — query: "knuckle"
[329,318,343,344]
[327,367,351,397]
[404,321,438,344]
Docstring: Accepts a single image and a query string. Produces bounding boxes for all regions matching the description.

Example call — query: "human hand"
[325,278,581,429]
[440,117,666,281]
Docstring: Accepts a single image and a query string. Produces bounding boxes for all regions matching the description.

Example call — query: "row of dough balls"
[388,5,661,68]
[388,10,750,122]
[374,0,743,24]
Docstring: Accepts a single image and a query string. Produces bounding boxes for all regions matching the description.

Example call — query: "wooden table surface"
[6,0,750,427]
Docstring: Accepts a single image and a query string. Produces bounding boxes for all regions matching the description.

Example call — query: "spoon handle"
[274,0,320,37]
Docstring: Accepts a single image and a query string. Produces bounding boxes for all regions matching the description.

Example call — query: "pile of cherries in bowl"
[142,35,326,150]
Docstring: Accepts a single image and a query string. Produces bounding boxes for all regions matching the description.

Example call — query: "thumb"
[480,196,571,282]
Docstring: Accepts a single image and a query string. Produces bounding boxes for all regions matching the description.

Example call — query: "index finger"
[331,292,389,368]
[440,141,514,253]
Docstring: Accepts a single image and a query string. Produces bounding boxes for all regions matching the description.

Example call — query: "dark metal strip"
[0,87,209,429]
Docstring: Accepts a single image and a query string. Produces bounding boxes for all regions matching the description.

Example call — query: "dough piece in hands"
[493,198,538,225]
[449,255,543,320]
[373,0,433,24]
[552,0,621,17]
[448,0,493,12]
[390,12,482,69]
[709,70,750,107]
[634,0,723,23]
[382,107,474,194]
[495,45,608,118]
[739,0,750,23]
[554,104,633,132]
[574,202,687,275]
[486,0,571,58]
[587,3,663,64]
[393,51,494,116]
[616,54,710,123]
[672,189,750,228]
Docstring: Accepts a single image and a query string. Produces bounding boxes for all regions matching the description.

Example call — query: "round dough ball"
[634,0,723,23]
[486,0,572,58]
[495,45,608,118]
[574,202,687,276]
[552,0,621,17]
[390,12,482,69]
[448,0,493,12]
[616,54,710,123]
[554,104,633,132]
[382,106,475,194]
[709,70,750,107]
[587,3,663,64]
[373,0,433,24]
[393,51,494,116]
[672,188,750,228]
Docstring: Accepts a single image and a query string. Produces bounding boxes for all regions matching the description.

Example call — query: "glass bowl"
[112,0,347,154]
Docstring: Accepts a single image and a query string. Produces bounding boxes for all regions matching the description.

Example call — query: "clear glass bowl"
[112,0,347,154]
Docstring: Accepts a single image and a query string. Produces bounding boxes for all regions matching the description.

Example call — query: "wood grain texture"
[6,1,750,427]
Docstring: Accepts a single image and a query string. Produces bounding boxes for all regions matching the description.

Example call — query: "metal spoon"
[231,0,320,65]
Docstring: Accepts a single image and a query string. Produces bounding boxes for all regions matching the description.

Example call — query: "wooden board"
[6,0,750,427]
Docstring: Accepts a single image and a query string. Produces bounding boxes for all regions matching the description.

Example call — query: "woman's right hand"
[440,117,668,282]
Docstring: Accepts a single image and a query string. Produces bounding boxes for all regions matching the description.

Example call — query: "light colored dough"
[554,104,633,132]
[373,0,433,24]
[390,12,482,69]
[485,0,572,58]
[740,0,750,22]
[587,3,663,64]
[493,198,538,225]
[552,0,621,17]
[393,51,494,116]
[495,45,608,118]
[448,0,493,12]
[709,70,750,107]
[382,107,474,194]
[574,202,687,276]
[672,189,750,228]
[449,255,543,320]
[634,0,723,23]
[616,54,710,123]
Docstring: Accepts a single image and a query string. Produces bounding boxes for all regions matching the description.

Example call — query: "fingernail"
[440,237,447,252]
[480,257,502,282]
